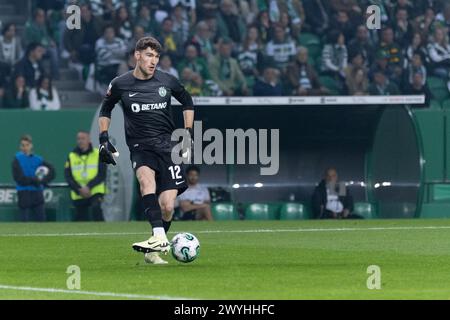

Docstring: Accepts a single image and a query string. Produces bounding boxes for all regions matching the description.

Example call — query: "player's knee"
[138,178,156,194]
[160,202,174,215]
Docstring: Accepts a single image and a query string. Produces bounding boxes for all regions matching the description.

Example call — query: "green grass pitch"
[1,219,450,300]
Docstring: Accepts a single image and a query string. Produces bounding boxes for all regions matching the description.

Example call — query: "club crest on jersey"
[158,86,167,97]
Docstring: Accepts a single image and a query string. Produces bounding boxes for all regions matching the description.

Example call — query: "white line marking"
[0,284,194,300]
[1,225,450,237]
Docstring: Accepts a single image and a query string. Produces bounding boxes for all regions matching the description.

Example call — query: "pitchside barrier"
[1,95,449,221]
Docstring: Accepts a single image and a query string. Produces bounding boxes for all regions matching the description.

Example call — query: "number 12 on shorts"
[169,165,182,180]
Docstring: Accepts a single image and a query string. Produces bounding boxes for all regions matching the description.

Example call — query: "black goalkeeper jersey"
[99,70,194,151]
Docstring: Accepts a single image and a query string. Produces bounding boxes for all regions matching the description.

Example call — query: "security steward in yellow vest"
[64,131,106,221]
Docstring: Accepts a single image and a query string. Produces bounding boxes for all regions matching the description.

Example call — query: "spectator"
[95,24,127,86]
[157,17,184,60]
[276,0,305,38]
[393,8,413,48]
[158,53,179,78]
[346,67,368,95]
[435,3,450,31]
[256,10,271,43]
[303,0,330,35]
[118,49,137,75]
[4,75,29,109]
[208,38,248,96]
[114,5,133,41]
[62,3,103,67]
[0,23,23,80]
[368,70,400,95]
[330,11,355,41]
[29,75,61,111]
[14,43,45,88]
[178,44,210,80]
[412,7,435,40]
[190,20,214,58]
[24,8,59,79]
[216,0,246,44]
[182,69,209,96]
[264,24,296,72]
[311,167,359,219]
[321,30,348,82]
[348,24,375,67]
[286,47,328,96]
[178,165,213,221]
[0,82,5,109]
[127,25,146,52]
[136,3,159,36]
[64,131,106,221]
[89,0,119,22]
[404,32,429,68]
[378,26,403,83]
[405,72,432,108]
[369,49,393,82]
[172,4,191,44]
[405,52,427,87]
[253,66,283,96]
[197,0,219,20]
[237,26,262,84]
[427,27,450,79]
[12,134,55,222]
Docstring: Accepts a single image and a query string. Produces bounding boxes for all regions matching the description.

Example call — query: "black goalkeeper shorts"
[130,145,187,195]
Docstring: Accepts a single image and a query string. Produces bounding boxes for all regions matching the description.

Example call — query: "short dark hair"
[26,42,43,56]
[1,23,14,36]
[186,165,200,175]
[135,36,162,53]
[20,134,32,143]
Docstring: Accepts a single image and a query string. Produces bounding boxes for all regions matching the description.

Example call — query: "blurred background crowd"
[1,0,450,109]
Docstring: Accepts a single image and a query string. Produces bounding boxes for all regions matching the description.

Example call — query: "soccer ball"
[171,233,200,263]
[35,166,49,180]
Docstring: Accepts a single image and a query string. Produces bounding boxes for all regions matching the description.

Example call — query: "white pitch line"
[1,225,450,237]
[0,284,195,300]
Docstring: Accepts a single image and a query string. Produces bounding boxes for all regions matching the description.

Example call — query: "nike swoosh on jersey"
[129,92,138,97]
[175,180,185,185]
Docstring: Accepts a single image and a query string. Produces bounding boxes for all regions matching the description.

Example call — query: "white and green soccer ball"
[171,233,200,263]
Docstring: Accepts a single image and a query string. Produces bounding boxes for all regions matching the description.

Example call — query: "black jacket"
[64,144,107,195]
[311,179,354,219]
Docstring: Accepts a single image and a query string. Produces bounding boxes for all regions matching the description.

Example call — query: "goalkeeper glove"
[99,131,119,165]
[181,127,194,163]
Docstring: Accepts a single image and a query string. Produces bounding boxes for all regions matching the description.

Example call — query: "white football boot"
[144,252,168,265]
[132,235,171,254]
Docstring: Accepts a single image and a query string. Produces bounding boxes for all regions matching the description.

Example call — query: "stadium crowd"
[1,0,450,108]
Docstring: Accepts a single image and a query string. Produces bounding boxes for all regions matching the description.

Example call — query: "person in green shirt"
[178,44,211,80]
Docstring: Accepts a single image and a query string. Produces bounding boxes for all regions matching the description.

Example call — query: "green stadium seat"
[429,99,442,109]
[427,77,450,102]
[279,203,308,220]
[441,98,450,109]
[431,184,450,202]
[245,203,278,220]
[319,76,340,95]
[211,203,239,220]
[353,202,377,219]
[299,33,322,58]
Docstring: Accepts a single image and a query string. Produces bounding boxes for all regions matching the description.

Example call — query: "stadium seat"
[429,99,442,109]
[431,184,450,202]
[427,77,450,102]
[319,76,340,95]
[211,203,239,220]
[245,203,278,220]
[279,203,309,220]
[441,98,450,109]
[299,33,322,59]
[353,202,377,219]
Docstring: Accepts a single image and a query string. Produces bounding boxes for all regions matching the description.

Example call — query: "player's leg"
[159,189,178,233]
[132,166,170,254]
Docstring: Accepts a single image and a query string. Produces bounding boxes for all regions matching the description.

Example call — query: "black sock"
[162,219,172,233]
[142,194,163,228]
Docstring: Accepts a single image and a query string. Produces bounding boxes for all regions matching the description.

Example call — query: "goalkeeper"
[98,37,194,265]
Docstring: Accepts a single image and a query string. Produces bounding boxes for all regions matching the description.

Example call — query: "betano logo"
[131,102,167,112]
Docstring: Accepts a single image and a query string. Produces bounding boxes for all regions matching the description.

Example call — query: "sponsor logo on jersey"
[131,102,167,112]
[158,86,167,97]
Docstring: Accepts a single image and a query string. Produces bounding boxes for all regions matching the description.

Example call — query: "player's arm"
[171,75,195,159]
[98,80,121,165]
